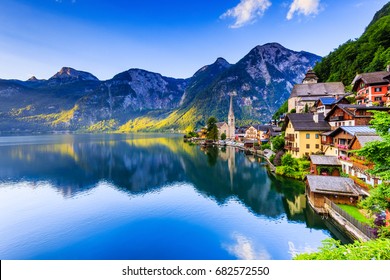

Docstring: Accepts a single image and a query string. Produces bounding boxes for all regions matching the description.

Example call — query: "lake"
[0,134,350,260]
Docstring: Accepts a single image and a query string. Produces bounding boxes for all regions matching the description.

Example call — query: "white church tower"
[228,91,236,139]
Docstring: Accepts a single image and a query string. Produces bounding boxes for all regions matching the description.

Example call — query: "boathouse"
[305,175,362,212]
[310,155,341,176]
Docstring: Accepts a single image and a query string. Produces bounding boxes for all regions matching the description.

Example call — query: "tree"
[206,116,219,141]
[221,133,226,140]
[304,103,309,113]
[357,111,390,180]
[271,134,285,152]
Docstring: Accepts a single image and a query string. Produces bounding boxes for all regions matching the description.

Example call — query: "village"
[186,66,390,241]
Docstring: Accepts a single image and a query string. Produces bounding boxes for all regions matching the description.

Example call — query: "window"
[306,144,310,149]
[315,134,319,139]
[315,144,319,149]
[306,133,310,139]
[349,121,352,126]
[375,97,382,101]
[374,87,382,92]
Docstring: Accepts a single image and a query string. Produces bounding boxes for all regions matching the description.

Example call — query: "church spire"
[228,91,236,139]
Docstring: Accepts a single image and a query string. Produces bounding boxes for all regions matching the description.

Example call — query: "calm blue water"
[0,134,348,260]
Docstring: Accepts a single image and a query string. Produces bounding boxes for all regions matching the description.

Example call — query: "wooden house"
[352,68,390,106]
[310,155,341,176]
[283,113,330,158]
[314,96,350,116]
[305,175,362,212]
[324,104,390,130]
[347,133,383,187]
[322,126,376,158]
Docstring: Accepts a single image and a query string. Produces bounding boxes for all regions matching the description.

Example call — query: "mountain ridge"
[0,43,320,133]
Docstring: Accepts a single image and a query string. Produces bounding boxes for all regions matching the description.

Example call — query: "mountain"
[314,2,390,86]
[0,43,320,134]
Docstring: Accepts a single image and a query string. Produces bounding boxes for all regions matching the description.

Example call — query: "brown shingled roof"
[290,82,345,98]
[283,113,330,131]
[352,71,390,91]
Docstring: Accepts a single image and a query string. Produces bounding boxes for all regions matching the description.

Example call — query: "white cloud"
[223,233,271,260]
[221,0,272,28]
[286,0,321,20]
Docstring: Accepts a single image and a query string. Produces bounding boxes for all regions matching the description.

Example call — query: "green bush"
[294,238,390,260]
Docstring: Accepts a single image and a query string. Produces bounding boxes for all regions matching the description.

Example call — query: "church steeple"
[228,91,236,139]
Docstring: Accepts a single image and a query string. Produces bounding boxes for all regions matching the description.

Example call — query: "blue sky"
[0,0,388,80]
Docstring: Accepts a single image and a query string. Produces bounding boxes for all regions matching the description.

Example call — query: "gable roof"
[352,71,390,90]
[216,122,228,129]
[328,126,376,137]
[310,155,341,166]
[283,113,330,131]
[290,82,345,98]
[306,175,360,196]
[349,133,382,150]
[324,104,390,121]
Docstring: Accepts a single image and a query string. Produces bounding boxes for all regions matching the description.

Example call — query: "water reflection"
[0,134,350,245]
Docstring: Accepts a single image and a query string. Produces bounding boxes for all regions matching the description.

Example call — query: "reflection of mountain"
[0,135,318,224]
[0,135,187,195]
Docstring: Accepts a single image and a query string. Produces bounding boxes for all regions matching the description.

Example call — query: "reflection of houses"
[283,113,330,158]
[216,122,228,138]
[286,195,307,216]
[310,155,341,176]
[288,69,346,113]
[352,67,390,106]
[324,104,390,129]
[305,175,362,212]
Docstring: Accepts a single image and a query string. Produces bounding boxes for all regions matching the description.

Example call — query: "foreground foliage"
[294,238,390,260]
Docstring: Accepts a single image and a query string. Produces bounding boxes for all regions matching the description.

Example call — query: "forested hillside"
[314,2,390,86]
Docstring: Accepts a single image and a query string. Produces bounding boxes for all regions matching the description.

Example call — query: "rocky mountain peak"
[50,67,99,82]
[214,57,231,68]
[27,76,39,81]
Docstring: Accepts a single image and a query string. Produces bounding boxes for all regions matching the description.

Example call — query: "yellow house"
[283,113,331,158]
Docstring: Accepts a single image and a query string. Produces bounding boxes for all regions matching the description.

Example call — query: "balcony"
[292,147,300,152]
[351,157,374,171]
[285,134,295,141]
[338,155,350,161]
[337,144,349,150]
[285,145,293,151]
[329,115,344,122]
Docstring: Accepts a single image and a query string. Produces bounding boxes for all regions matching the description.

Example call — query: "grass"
[337,204,371,224]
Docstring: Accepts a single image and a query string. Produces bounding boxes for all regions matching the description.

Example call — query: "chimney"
[313,113,319,123]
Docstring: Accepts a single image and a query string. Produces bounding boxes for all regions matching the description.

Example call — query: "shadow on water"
[0,134,352,242]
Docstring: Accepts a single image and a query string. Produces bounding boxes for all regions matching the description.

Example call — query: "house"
[254,125,272,143]
[288,70,346,113]
[196,128,207,139]
[263,149,275,159]
[244,125,257,140]
[266,126,282,138]
[352,67,390,106]
[235,126,248,141]
[305,175,362,212]
[322,126,376,157]
[310,155,341,176]
[314,96,350,116]
[283,113,330,158]
[324,104,390,129]
[216,122,229,139]
[347,133,383,187]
